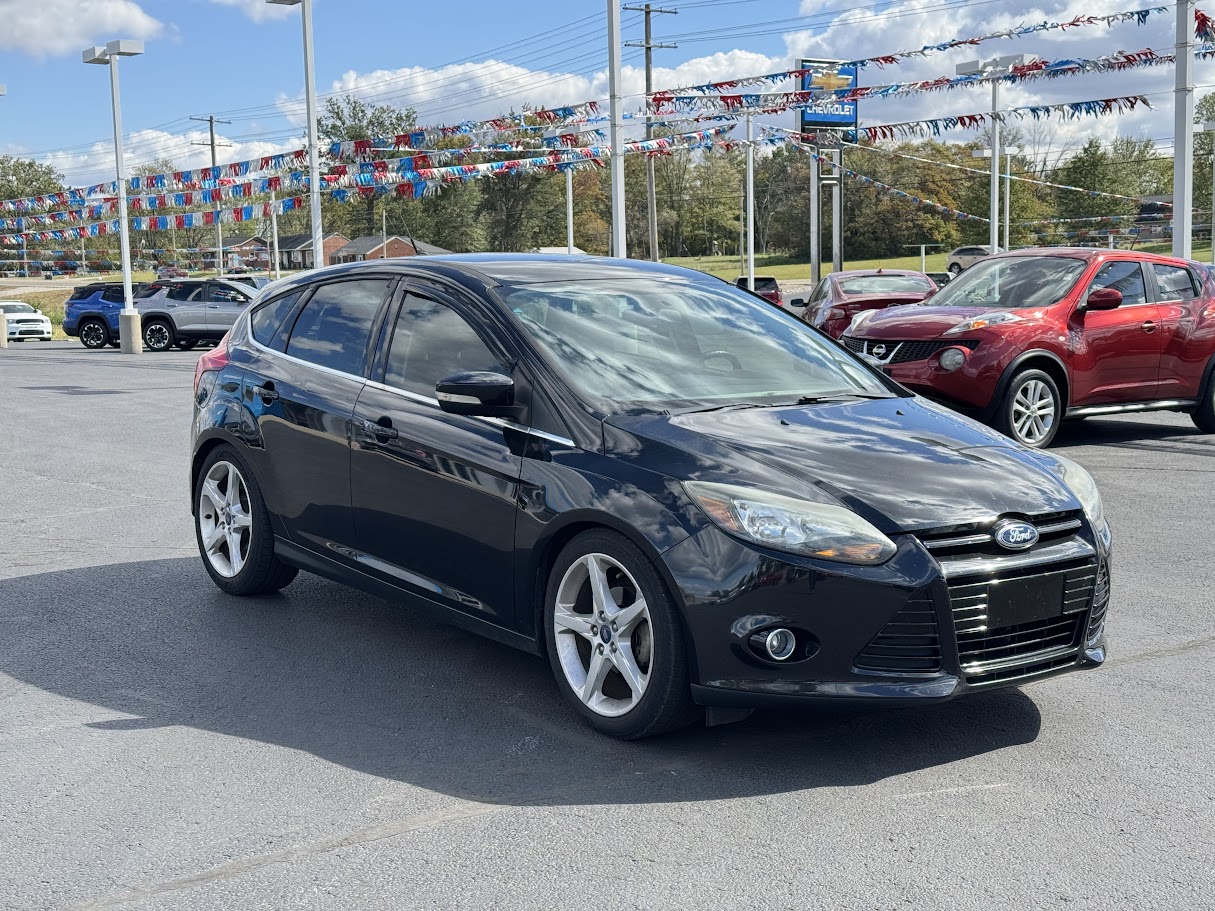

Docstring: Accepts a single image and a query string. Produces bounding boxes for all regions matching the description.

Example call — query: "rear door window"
[166,282,203,302]
[101,286,126,303]
[1090,261,1148,306]
[284,278,391,376]
[1152,264,1199,302]
[206,284,250,304]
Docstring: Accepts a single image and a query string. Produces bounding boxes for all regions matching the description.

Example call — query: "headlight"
[684,481,897,565]
[1048,454,1104,528]
[943,312,1023,335]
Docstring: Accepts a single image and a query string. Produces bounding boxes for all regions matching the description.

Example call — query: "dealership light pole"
[83,40,144,354]
[1175,0,1196,259]
[1201,122,1215,264]
[745,113,755,290]
[958,55,1025,253]
[269,0,324,267]
[973,146,1021,249]
[0,85,6,349]
[607,0,627,258]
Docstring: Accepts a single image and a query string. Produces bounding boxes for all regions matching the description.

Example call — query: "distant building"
[201,234,268,271]
[275,233,350,271]
[328,236,451,264]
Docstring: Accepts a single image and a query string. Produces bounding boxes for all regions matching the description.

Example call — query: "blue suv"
[63,282,144,348]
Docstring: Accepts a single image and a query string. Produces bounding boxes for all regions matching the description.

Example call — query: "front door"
[1070,259,1162,404]
[243,276,394,553]
[350,287,522,624]
[205,282,253,334]
[162,281,209,333]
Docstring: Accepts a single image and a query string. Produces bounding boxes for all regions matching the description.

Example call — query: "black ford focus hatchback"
[191,255,1111,738]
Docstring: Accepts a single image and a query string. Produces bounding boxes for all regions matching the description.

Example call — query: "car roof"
[263,254,726,293]
[995,246,1202,267]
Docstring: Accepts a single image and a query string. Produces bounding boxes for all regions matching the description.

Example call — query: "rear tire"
[143,318,175,352]
[543,529,699,739]
[79,319,109,349]
[995,368,1062,448]
[948,263,963,275]
[194,444,298,596]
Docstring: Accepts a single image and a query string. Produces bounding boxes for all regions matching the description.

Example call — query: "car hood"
[851,304,997,339]
[605,397,1078,532]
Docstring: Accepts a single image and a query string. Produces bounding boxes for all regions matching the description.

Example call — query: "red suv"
[842,248,1215,447]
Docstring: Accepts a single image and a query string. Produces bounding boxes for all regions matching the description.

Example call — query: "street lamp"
[957,54,1026,252]
[83,39,144,354]
[973,146,1021,250]
[268,0,323,269]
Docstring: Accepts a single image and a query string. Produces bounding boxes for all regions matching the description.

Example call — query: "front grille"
[841,336,978,364]
[855,594,941,673]
[917,510,1085,559]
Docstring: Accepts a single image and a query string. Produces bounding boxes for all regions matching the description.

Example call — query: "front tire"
[544,530,699,739]
[948,263,963,275]
[143,318,175,352]
[195,445,298,596]
[995,368,1062,448]
[1192,374,1215,433]
[79,319,109,349]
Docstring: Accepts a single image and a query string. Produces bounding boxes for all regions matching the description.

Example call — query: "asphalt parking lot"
[1,342,1212,911]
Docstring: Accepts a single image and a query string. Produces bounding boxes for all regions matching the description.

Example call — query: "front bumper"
[662,522,1109,708]
[6,323,52,340]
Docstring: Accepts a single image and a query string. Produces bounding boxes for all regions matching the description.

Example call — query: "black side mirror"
[787,297,808,308]
[436,371,516,417]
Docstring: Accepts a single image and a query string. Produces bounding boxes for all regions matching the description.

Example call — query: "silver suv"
[134,278,254,352]
[946,244,1001,274]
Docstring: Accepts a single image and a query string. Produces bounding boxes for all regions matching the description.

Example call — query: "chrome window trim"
[248,333,578,449]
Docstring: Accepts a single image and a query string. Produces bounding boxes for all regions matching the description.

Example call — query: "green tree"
[0,156,64,202]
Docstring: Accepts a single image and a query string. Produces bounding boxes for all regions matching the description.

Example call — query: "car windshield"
[0,302,35,314]
[928,255,1087,309]
[838,275,931,295]
[737,277,778,292]
[498,278,891,412]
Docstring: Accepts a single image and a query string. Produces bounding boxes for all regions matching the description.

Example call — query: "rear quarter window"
[250,290,304,348]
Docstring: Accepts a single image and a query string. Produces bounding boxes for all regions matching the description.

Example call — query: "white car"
[1,301,53,342]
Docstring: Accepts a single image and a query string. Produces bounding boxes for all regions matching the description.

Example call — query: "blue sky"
[0,0,1205,187]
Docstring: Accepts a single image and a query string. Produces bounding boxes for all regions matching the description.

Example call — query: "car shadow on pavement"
[1054,416,1212,451]
[1,558,1043,806]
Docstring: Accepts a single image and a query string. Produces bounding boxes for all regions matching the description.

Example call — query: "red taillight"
[194,334,231,393]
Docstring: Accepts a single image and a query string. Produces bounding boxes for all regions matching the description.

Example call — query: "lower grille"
[841,336,978,365]
[855,595,941,673]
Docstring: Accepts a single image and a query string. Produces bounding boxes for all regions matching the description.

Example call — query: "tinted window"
[837,275,932,295]
[0,303,35,314]
[167,282,203,302]
[385,294,504,398]
[101,286,126,303]
[134,283,163,299]
[208,284,250,304]
[1091,261,1147,307]
[285,278,389,375]
[736,277,778,292]
[1153,264,1198,302]
[250,290,303,347]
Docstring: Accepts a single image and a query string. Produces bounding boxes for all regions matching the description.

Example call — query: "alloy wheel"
[197,460,253,578]
[145,322,171,351]
[1011,378,1057,445]
[80,322,106,348]
[552,553,653,717]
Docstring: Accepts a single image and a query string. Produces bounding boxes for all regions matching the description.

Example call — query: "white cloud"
[206,0,293,23]
[0,0,162,57]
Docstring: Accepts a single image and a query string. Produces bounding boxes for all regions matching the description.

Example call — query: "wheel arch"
[190,428,258,515]
[984,349,1071,417]
[523,511,699,678]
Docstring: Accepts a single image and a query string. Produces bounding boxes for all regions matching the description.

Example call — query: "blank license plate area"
[986,573,1065,628]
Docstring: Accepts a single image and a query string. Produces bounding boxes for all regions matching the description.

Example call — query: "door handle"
[253,382,279,403]
[363,418,399,442]
[1142,320,1157,333]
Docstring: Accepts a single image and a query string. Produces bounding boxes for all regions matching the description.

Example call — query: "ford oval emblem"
[993,519,1039,551]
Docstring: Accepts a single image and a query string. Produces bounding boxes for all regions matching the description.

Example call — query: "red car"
[798,269,937,338]
[735,275,783,306]
[842,248,1215,448]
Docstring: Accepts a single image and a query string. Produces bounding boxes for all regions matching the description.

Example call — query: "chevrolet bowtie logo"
[811,71,852,92]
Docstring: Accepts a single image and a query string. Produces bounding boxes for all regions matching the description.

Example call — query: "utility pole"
[382,208,388,258]
[625,4,677,262]
[607,0,626,258]
[191,114,232,276]
[1174,0,1195,259]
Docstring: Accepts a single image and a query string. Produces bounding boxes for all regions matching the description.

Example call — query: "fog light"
[763,628,797,661]
[938,346,967,371]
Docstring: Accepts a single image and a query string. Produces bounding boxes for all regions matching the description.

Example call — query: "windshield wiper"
[675,402,786,415]
[677,392,891,414]
[795,392,894,404]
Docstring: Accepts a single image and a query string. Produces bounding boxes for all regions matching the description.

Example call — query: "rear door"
[1150,261,1207,399]
[349,284,522,624]
[204,282,253,334]
[1071,259,1162,404]
[241,276,395,554]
